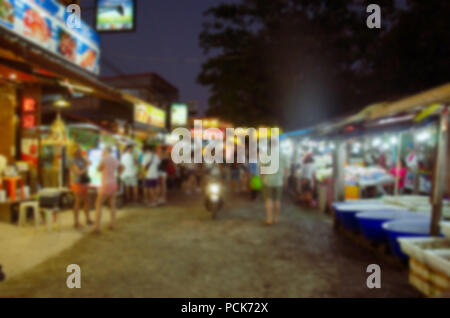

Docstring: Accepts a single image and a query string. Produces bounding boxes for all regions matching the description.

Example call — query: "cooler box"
[356,210,424,244]
[382,219,432,261]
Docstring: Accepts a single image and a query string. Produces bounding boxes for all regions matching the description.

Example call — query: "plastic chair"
[18,201,40,227]
[41,208,62,232]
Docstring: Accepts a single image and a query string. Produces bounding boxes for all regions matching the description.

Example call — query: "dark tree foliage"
[362,0,450,100]
[198,0,450,129]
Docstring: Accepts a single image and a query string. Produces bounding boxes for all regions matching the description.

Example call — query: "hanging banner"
[0,0,101,74]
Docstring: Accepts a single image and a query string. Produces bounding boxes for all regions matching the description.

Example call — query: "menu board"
[96,0,135,32]
[0,0,101,74]
[135,103,166,129]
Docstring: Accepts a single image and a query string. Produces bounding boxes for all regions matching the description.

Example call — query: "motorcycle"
[204,165,224,219]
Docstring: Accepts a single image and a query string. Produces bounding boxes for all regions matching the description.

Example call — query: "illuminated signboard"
[171,103,188,126]
[21,97,36,129]
[22,97,36,112]
[95,0,136,32]
[135,103,166,129]
[22,114,36,128]
[0,0,101,74]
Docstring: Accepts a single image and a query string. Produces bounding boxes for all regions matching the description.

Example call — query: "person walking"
[183,161,196,195]
[70,147,93,229]
[142,145,161,207]
[260,144,289,225]
[390,159,407,195]
[300,154,316,208]
[92,147,122,233]
[230,162,241,193]
[157,146,169,205]
[120,144,138,204]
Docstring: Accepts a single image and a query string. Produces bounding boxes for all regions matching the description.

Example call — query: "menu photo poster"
[21,138,39,167]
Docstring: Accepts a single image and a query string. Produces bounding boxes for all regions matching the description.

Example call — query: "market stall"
[327,85,450,296]
[281,82,450,296]
[0,0,135,224]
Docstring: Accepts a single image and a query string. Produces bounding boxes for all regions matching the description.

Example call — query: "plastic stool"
[3,177,25,202]
[18,201,40,227]
[41,208,61,232]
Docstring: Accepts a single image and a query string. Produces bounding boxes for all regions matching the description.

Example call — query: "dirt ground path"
[0,191,421,297]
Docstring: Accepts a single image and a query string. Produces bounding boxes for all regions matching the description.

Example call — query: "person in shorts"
[120,144,138,204]
[142,145,161,207]
[93,147,123,233]
[260,143,289,225]
[70,147,93,229]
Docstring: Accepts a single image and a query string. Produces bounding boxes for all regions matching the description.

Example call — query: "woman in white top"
[142,145,161,207]
[120,144,138,204]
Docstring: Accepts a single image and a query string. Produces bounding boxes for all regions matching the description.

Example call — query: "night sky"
[80,0,228,114]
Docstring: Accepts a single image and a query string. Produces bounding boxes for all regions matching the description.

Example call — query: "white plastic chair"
[41,208,62,232]
[18,201,40,227]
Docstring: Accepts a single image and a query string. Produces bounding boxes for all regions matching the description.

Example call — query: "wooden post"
[333,139,346,202]
[332,139,346,227]
[430,107,449,236]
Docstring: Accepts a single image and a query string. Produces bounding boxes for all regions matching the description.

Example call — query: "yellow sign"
[413,103,441,122]
[135,103,166,128]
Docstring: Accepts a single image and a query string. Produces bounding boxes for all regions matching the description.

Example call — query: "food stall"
[282,83,450,296]
[0,0,131,224]
[328,85,450,296]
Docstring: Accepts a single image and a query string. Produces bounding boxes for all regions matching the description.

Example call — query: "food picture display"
[15,1,55,51]
[0,0,101,74]
[78,42,98,71]
[0,0,14,26]
[57,28,77,62]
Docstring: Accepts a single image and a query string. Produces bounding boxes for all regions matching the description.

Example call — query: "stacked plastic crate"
[399,222,450,297]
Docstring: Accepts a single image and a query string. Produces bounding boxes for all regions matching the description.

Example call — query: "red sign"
[22,98,36,112]
[22,114,36,129]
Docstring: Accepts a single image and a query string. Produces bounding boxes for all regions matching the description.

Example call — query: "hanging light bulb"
[352,142,361,154]
[416,131,431,142]
[372,138,381,147]
[390,136,398,145]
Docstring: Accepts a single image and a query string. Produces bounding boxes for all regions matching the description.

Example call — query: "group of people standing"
[70,144,172,233]
[121,144,171,207]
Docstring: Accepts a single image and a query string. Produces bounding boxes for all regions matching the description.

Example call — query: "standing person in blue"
[157,146,169,205]
[136,145,146,203]
[230,150,241,194]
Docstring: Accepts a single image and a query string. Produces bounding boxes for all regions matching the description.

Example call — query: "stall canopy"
[0,32,121,102]
[320,84,450,137]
